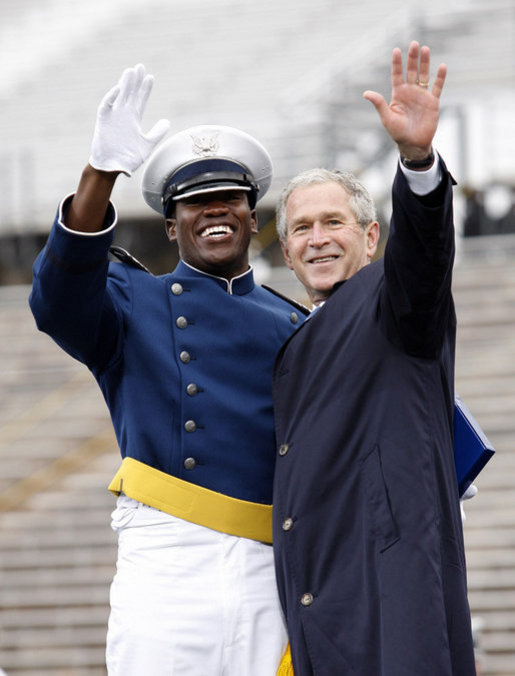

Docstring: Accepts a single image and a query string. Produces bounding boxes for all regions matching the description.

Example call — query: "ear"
[250,210,258,234]
[366,221,380,259]
[165,218,177,242]
[280,238,294,270]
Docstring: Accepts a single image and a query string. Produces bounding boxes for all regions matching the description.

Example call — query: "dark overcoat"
[272,161,476,675]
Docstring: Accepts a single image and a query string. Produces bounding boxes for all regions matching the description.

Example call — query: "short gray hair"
[276,168,377,240]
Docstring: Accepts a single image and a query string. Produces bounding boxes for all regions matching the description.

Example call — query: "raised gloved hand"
[89,64,170,176]
[460,483,478,522]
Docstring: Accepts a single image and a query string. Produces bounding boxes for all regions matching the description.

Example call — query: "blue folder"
[454,395,495,497]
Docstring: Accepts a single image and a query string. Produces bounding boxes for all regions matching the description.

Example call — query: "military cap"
[141,124,273,216]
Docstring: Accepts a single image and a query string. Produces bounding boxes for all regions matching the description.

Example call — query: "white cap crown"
[141,125,273,215]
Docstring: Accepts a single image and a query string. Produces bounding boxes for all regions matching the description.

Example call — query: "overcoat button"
[186,383,198,396]
[184,420,197,432]
[171,283,183,295]
[301,593,314,606]
[176,316,188,329]
[290,312,299,324]
[282,517,294,531]
[184,457,197,470]
[278,443,289,456]
[179,351,191,363]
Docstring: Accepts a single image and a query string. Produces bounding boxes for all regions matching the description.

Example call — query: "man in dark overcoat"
[272,42,476,675]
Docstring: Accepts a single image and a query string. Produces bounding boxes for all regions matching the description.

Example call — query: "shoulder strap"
[109,246,152,274]
[261,284,310,316]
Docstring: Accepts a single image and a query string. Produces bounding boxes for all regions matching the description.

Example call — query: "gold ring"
[417,80,429,88]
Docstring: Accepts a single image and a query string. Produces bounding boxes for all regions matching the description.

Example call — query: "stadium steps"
[0,452,119,675]
[2,233,515,674]
[452,240,515,676]
[0,285,118,675]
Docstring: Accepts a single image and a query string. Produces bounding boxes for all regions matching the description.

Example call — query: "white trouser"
[106,495,288,675]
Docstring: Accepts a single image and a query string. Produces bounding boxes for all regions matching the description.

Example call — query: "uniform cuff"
[57,193,118,236]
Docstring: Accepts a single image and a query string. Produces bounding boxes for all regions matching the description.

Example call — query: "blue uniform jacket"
[273,162,476,675]
[29,199,304,540]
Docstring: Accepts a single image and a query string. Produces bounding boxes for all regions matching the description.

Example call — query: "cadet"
[29,64,305,675]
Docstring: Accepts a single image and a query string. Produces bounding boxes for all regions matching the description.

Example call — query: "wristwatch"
[400,150,435,170]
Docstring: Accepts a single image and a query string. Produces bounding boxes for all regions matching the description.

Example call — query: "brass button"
[179,351,191,363]
[184,457,197,470]
[186,383,199,396]
[171,283,183,295]
[184,420,197,433]
[176,316,188,329]
[290,312,299,324]
[278,443,289,456]
[282,517,294,531]
[301,593,314,607]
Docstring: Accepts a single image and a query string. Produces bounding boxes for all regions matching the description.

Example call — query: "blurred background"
[0,0,514,673]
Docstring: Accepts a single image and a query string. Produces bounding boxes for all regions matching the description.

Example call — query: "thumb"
[362,90,388,116]
[145,118,171,146]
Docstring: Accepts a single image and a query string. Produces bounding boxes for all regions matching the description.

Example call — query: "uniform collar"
[174,259,255,295]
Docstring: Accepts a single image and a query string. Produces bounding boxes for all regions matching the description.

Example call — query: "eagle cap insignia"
[190,132,220,157]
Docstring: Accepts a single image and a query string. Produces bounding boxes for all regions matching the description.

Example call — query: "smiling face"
[281,182,379,305]
[166,189,258,279]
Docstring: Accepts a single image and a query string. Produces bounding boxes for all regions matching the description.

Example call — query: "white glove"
[460,483,478,522]
[89,63,170,176]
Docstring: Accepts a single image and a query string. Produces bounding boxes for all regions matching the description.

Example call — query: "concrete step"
[2,585,111,609]
[2,625,107,650]
[468,568,515,591]
[0,645,107,672]
[2,565,114,588]
[0,525,115,550]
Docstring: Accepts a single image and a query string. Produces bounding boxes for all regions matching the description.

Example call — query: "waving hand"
[363,41,447,161]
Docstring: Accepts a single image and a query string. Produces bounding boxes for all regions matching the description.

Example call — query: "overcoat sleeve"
[381,157,456,358]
